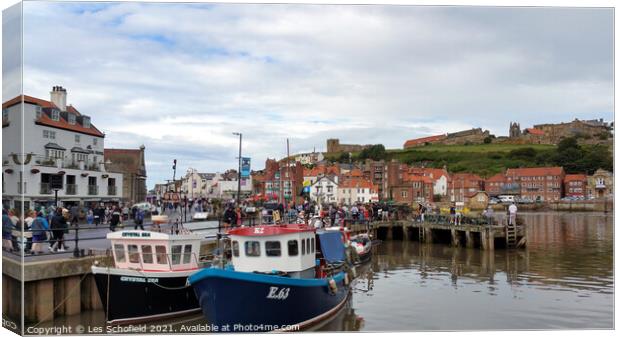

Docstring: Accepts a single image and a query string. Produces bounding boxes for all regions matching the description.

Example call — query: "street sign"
[50,174,63,190]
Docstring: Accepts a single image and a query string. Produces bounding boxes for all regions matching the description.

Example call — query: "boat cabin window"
[311,238,315,253]
[266,241,281,257]
[128,245,140,263]
[245,241,261,257]
[155,245,167,264]
[114,244,126,263]
[142,245,153,264]
[183,244,192,264]
[301,239,306,255]
[305,239,310,254]
[288,240,298,256]
[232,241,239,257]
[171,245,182,265]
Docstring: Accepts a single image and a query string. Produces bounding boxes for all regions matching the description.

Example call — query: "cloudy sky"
[3,2,614,189]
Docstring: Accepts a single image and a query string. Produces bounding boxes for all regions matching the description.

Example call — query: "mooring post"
[481,229,488,250]
[424,227,433,244]
[488,229,495,251]
[465,230,474,248]
[451,228,459,247]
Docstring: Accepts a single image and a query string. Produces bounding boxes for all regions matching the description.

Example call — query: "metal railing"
[107,185,117,196]
[40,183,52,194]
[66,184,77,195]
[88,185,98,195]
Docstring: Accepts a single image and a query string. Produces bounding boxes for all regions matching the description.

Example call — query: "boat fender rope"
[328,278,338,295]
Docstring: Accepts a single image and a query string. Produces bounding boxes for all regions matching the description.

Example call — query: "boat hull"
[189,268,350,332]
[91,267,200,324]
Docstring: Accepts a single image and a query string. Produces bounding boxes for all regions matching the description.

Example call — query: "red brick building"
[564,174,588,198]
[505,167,565,201]
[484,173,506,197]
[449,173,485,202]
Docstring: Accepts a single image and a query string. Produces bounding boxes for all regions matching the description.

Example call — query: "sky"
[2,2,614,189]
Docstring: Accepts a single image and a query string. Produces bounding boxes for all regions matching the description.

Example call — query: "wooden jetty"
[349,216,527,250]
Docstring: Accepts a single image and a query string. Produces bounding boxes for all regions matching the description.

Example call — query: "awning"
[317,231,345,264]
[44,142,66,151]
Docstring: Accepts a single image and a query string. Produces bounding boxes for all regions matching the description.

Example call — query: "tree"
[557,137,580,152]
[338,152,350,162]
[483,136,492,144]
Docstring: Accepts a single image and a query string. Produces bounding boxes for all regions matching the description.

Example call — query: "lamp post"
[232,132,242,206]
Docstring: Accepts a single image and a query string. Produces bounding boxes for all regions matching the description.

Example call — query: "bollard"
[73,226,80,258]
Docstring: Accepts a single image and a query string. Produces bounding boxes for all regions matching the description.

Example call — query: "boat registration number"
[266,286,290,300]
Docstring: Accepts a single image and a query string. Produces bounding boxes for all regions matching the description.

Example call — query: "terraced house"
[505,167,565,202]
[2,86,123,210]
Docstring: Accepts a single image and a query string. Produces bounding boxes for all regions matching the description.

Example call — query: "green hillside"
[326,139,612,178]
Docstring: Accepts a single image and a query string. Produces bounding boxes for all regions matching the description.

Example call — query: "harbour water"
[34,211,613,332]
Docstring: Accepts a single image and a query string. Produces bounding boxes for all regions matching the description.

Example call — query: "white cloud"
[5,2,612,188]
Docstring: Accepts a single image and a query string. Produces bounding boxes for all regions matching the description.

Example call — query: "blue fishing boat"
[188,224,353,332]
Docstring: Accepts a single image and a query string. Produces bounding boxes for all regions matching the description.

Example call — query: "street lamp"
[232,132,242,206]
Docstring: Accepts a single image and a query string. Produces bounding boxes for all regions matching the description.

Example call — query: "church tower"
[509,122,521,138]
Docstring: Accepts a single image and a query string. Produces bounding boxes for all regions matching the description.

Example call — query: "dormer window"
[68,113,76,125]
[51,109,60,121]
[82,116,91,128]
[2,108,8,121]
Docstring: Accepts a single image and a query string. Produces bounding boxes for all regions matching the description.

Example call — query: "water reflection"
[31,212,614,331]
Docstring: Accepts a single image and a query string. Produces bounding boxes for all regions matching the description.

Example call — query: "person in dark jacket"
[110,207,121,232]
[2,209,14,251]
[223,206,237,230]
[31,212,49,254]
[50,208,68,252]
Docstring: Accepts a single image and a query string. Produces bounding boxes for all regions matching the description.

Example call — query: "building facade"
[505,167,565,201]
[104,146,147,204]
[586,169,613,199]
[563,174,588,198]
[309,175,339,205]
[2,87,123,210]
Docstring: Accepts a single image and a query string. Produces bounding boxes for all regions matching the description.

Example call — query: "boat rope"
[29,272,90,329]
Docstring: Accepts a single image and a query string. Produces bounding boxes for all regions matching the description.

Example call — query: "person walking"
[2,209,14,251]
[508,202,518,226]
[70,204,80,227]
[31,212,49,255]
[49,208,68,252]
[134,208,145,230]
[110,207,121,232]
[483,206,495,226]
[449,204,456,225]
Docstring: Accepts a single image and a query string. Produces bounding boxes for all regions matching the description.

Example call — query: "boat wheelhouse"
[92,230,205,324]
[228,224,317,278]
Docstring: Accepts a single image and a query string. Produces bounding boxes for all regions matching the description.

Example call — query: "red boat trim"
[107,308,201,325]
[273,290,351,332]
[229,224,315,237]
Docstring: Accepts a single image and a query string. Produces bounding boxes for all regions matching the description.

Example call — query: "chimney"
[50,86,67,111]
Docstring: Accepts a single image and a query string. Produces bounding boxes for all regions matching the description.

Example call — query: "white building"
[338,179,379,205]
[309,175,339,204]
[180,168,216,199]
[2,86,123,211]
[294,151,324,165]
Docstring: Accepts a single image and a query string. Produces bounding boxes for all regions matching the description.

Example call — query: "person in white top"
[508,203,518,225]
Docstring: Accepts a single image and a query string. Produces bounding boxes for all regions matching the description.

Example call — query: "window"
[35,106,42,119]
[68,113,76,125]
[142,245,153,264]
[306,238,310,255]
[245,241,261,257]
[128,245,140,263]
[232,241,239,257]
[75,135,80,143]
[114,244,126,263]
[51,110,60,121]
[302,239,306,255]
[266,241,281,257]
[83,116,91,128]
[49,131,56,139]
[183,244,192,264]
[171,245,182,264]
[155,245,167,264]
[401,191,408,198]
[93,138,98,146]
[2,108,8,121]
[287,240,298,256]
[311,238,315,253]
[43,130,49,138]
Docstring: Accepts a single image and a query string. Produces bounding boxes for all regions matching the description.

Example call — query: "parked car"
[498,195,515,203]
